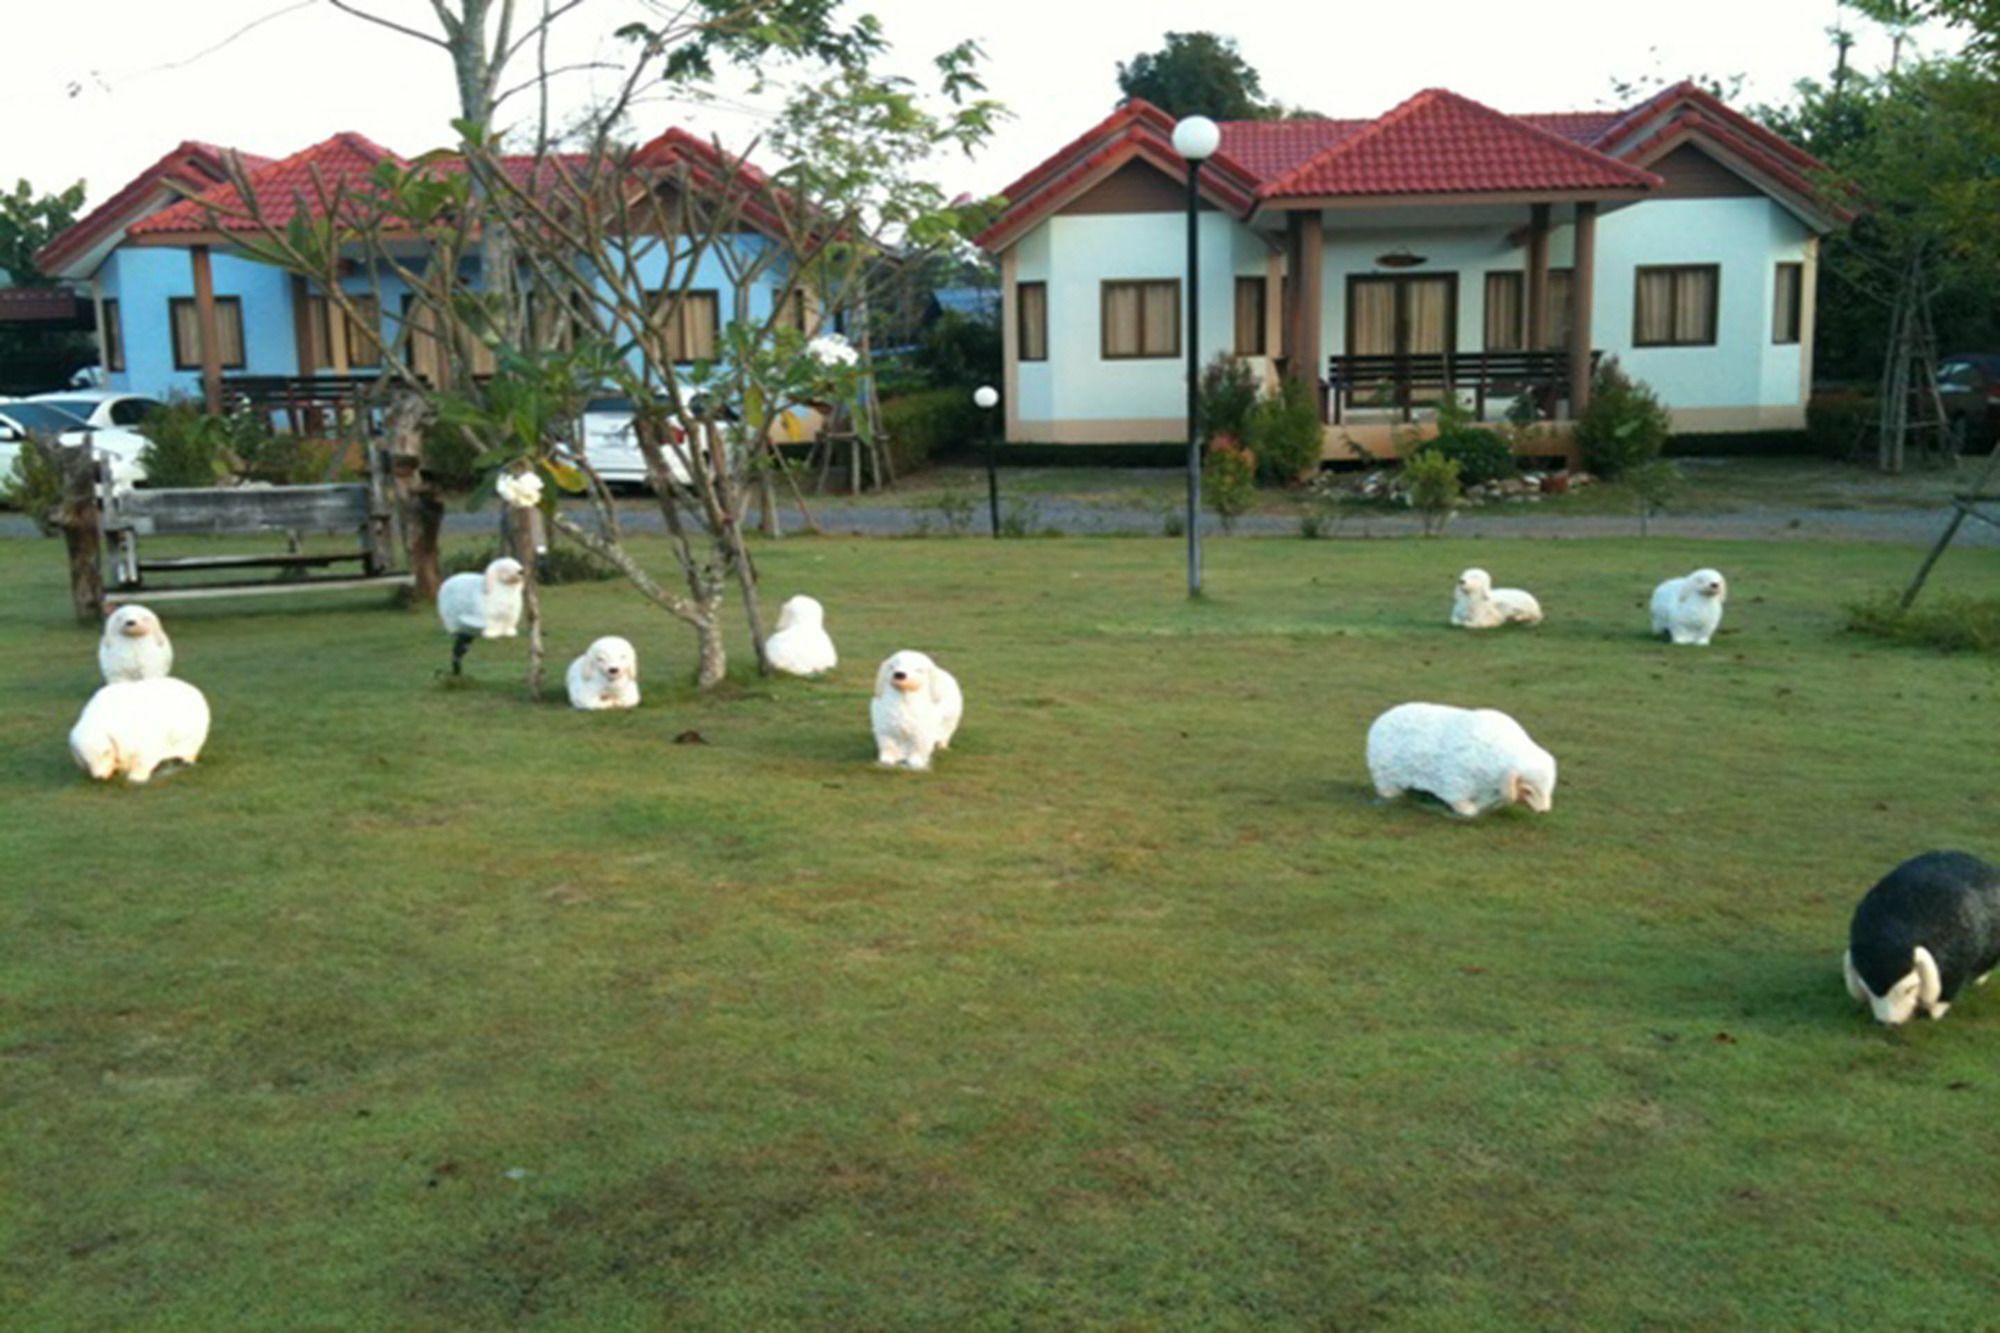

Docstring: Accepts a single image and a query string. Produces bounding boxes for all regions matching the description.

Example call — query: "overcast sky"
[1,0,1953,218]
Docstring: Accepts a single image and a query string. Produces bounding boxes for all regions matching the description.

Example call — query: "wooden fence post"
[48,442,104,623]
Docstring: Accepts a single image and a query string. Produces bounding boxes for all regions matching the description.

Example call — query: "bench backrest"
[106,484,374,537]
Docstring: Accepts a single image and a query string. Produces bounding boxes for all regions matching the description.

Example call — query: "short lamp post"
[1173,114,1220,598]
[974,384,1001,537]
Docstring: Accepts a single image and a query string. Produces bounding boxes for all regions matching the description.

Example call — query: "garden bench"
[100,448,411,605]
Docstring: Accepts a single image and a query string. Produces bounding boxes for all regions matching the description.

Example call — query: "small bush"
[1807,394,1877,461]
[235,434,342,485]
[1402,449,1461,536]
[1411,401,1517,486]
[1574,359,1672,478]
[137,397,232,487]
[911,310,1002,390]
[998,495,1044,538]
[1245,376,1325,484]
[1198,354,1260,445]
[1847,593,2000,654]
[881,388,987,474]
[443,540,617,585]
[1625,457,1681,536]
[2,440,63,534]
[1202,437,1257,533]
[933,485,978,536]
[422,419,483,493]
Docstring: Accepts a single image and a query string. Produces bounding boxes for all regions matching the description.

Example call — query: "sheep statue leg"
[451,633,476,676]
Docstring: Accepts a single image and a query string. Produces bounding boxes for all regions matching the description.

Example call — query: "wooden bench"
[1327,350,1597,424]
[101,449,411,605]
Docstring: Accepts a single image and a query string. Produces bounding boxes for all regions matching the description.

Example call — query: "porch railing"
[1325,349,1601,424]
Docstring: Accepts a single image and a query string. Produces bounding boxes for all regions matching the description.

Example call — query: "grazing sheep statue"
[1845,850,2000,1025]
[98,604,174,682]
[436,557,525,675]
[1650,567,1728,645]
[870,649,963,770]
[565,636,641,711]
[1451,568,1543,629]
[1366,702,1556,817]
[69,677,211,784]
[764,595,838,676]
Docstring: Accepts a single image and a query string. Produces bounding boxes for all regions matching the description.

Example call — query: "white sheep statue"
[871,650,963,770]
[1365,702,1556,817]
[765,595,838,676]
[1650,567,1728,645]
[436,556,526,674]
[565,636,641,711]
[98,604,174,682]
[1450,568,1543,629]
[69,677,212,784]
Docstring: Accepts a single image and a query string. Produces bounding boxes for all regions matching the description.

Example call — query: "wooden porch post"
[1526,203,1551,350]
[190,245,224,414]
[1568,202,1598,421]
[1285,211,1324,392]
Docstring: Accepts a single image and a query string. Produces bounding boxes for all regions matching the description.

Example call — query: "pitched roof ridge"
[1439,87,1658,184]
[1258,88,1447,197]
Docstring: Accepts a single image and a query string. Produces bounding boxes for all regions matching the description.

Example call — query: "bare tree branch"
[327,0,450,48]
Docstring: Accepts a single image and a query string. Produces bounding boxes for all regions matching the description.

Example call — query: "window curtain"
[1234,277,1266,355]
[662,291,719,362]
[1102,283,1141,357]
[171,298,245,369]
[1635,269,1677,344]
[102,299,125,372]
[1141,281,1178,356]
[1017,282,1047,361]
[401,295,446,385]
[1545,269,1574,351]
[1773,263,1801,344]
[1675,269,1715,343]
[1350,280,1396,355]
[1405,279,1449,355]
[345,295,382,368]
[1484,273,1523,351]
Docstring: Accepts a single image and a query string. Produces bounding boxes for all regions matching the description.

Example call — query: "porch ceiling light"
[1172,115,1221,162]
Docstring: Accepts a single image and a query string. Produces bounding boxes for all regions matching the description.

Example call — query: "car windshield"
[32,398,101,419]
[584,397,633,414]
[0,402,90,433]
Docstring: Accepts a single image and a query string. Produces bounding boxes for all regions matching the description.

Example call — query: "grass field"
[3,530,1999,1328]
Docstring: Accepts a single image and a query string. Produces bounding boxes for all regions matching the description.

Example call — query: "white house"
[976,83,1847,457]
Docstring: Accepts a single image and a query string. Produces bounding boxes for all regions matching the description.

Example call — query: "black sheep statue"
[1845,851,2000,1025]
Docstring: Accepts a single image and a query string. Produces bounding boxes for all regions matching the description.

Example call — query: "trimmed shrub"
[1197,354,1259,445]
[1806,394,1877,461]
[2,441,62,534]
[444,540,617,585]
[1402,449,1461,536]
[881,388,986,474]
[1848,592,2000,654]
[1573,358,1672,478]
[1413,422,1516,486]
[1245,376,1325,484]
[911,310,1002,390]
[137,397,232,487]
[1202,436,1257,532]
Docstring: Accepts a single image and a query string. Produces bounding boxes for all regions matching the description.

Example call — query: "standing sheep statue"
[1845,850,2000,1025]
[98,604,174,682]
[436,557,526,675]
[1650,568,1728,645]
[1366,702,1557,817]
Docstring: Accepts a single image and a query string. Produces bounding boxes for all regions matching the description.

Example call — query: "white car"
[26,390,164,432]
[0,400,148,491]
[575,395,813,489]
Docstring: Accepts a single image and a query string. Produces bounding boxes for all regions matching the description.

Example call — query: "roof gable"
[1259,89,1659,200]
[35,141,270,277]
[130,133,402,238]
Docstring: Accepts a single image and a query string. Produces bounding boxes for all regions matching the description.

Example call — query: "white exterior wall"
[1010,210,1269,440]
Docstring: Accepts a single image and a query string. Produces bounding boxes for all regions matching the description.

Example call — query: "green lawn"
[3,531,1998,1328]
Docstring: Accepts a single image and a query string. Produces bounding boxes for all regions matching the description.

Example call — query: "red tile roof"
[1516,111,1625,146]
[34,140,271,275]
[130,133,402,236]
[1216,119,1368,180]
[1260,89,1658,199]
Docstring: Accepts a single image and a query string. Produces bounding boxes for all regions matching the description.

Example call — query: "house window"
[169,296,246,370]
[1634,264,1720,347]
[1773,262,1803,345]
[100,298,125,372]
[399,293,446,385]
[1101,279,1179,360]
[1234,277,1267,356]
[650,289,719,363]
[1017,281,1047,361]
[344,295,382,368]
[785,289,811,334]
[1485,269,1576,351]
[306,294,382,370]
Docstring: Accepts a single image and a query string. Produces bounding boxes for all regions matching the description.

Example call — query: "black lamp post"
[1173,114,1220,598]
[974,384,1000,537]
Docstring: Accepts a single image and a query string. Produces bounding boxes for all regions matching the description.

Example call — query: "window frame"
[1772,261,1803,345]
[1632,263,1721,349]
[1016,280,1048,362]
[168,295,247,371]
[1099,278,1181,361]
[1483,271,1525,352]
[647,288,721,364]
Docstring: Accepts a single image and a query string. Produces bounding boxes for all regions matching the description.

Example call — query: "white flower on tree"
[806,333,859,368]
[497,471,544,509]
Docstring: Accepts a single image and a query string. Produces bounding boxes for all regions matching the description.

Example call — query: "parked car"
[25,389,164,431]
[0,400,148,491]
[1937,353,2000,451]
[577,396,684,488]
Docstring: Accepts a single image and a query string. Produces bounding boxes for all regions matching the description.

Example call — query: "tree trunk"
[694,612,726,689]
[757,462,780,538]
[386,392,444,598]
[48,443,103,623]
[706,423,770,674]
[505,503,545,698]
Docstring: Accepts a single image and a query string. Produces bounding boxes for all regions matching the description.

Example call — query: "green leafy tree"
[1116,31,1269,119]
[0,178,84,286]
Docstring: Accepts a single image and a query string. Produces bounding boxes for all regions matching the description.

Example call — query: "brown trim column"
[1568,202,1598,419]
[292,275,317,376]
[1000,247,1020,442]
[1287,211,1324,390]
[1798,235,1820,409]
[190,244,223,413]
[1526,203,1551,350]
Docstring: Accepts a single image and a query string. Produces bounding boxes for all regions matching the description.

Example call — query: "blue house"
[36,129,812,411]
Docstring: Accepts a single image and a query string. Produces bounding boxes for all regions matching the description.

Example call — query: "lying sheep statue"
[1451,568,1543,629]
[70,677,212,784]
[1366,702,1556,817]
[436,556,526,675]
[1845,850,2000,1025]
